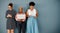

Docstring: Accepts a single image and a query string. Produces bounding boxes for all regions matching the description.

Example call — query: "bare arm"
[26,11,29,17]
[36,10,38,17]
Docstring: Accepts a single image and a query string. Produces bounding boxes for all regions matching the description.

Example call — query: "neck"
[9,9,13,11]
[19,12,23,14]
[30,8,34,11]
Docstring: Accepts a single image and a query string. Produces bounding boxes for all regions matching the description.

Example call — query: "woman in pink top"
[15,7,26,33]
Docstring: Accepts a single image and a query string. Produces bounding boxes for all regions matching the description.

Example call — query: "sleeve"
[12,10,17,19]
[5,11,8,18]
[15,14,17,21]
[5,10,11,19]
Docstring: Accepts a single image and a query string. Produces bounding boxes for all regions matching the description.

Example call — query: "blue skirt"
[26,16,39,33]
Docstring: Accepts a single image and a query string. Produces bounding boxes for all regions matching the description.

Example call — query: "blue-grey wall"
[58,0,60,33]
[0,0,59,33]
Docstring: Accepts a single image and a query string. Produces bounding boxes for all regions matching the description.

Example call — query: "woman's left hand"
[21,19,25,22]
[34,16,37,18]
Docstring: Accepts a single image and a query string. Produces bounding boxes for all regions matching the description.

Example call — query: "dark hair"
[29,2,35,6]
[8,3,13,7]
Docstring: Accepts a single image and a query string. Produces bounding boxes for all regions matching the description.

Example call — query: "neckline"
[29,9,35,11]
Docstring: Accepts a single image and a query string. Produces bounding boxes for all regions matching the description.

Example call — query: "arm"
[26,11,29,17]
[12,11,17,19]
[15,13,21,21]
[36,10,38,17]
[5,11,7,18]
[15,14,17,21]
[15,13,20,21]
[35,10,38,18]
[5,11,10,18]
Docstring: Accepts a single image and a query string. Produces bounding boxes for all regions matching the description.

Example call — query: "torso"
[6,9,16,22]
[16,13,26,19]
[27,9,36,17]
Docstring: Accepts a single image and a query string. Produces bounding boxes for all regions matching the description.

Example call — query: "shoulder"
[16,13,19,16]
[26,9,30,13]
[12,9,16,12]
[34,9,38,12]
[27,9,31,12]
[34,9,37,11]
[23,13,26,15]
[6,10,9,13]
[27,9,30,11]
[16,13,19,14]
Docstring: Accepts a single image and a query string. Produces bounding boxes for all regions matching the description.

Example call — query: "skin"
[30,6,34,11]
[19,7,23,13]
[7,6,14,33]
[7,30,11,33]
[8,6,13,11]
[11,29,14,33]
[26,6,38,18]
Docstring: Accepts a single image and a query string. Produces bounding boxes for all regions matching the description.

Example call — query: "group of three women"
[5,2,39,33]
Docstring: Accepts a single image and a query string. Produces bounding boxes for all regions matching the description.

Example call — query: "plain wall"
[0,0,59,33]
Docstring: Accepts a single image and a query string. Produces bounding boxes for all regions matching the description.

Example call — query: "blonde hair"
[18,7,23,10]
[18,7,23,13]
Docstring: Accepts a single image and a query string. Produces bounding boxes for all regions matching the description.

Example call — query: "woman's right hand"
[21,19,25,22]
[16,19,21,21]
[7,14,12,18]
[16,19,25,22]
[34,16,37,18]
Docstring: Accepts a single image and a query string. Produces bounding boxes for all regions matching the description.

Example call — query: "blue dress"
[26,16,39,33]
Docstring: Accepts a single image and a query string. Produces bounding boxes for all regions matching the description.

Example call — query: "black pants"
[17,22,26,33]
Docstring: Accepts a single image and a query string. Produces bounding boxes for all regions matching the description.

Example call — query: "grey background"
[0,0,60,33]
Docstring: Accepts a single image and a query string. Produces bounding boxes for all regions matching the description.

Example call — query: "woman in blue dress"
[26,2,39,33]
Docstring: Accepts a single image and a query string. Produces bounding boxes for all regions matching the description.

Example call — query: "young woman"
[5,3,16,33]
[15,7,26,33]
[26,2,39,33]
